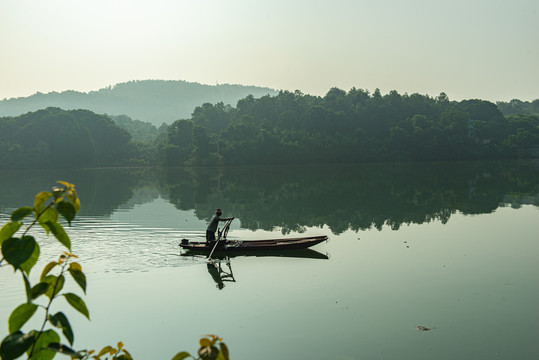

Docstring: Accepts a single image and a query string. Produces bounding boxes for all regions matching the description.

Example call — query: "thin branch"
[22,202,54,238]
[29,259,69,357]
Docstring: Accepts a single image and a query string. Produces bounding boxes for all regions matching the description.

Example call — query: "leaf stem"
[29,259,69,357]
[22,202,54,238]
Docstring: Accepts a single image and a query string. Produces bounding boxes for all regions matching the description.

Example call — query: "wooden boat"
[179,218,328,255]
[180,235,328,253]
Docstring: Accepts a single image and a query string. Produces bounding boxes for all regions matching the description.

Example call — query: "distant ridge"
[0,79,278,125]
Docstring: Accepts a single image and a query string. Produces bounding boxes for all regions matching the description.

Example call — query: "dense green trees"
[110,115,161,143]
[0,108,137,169]
[496,99,539,117]
[2,89,538,169]
[505,114,539,149]
[164,89,539,166]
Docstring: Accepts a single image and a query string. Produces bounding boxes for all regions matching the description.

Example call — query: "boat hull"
[179,235,328,253]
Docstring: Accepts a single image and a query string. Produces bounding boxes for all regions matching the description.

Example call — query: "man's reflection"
[203,249,329,289]
[207,257,235,290]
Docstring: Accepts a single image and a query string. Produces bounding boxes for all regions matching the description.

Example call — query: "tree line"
[1,89,538,169]
[0,108,158,169]
[164,89,539,166]
[496,98,539,117]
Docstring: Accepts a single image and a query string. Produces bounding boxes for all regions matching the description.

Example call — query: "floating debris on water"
[415,326,432,331]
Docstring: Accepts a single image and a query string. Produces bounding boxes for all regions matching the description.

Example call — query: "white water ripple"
[1,211,205,276]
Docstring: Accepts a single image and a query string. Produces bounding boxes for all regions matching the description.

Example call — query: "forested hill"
[165,89,539,166]
[2,89,538,170]
[0,80,277,126]
[0,107,137,169]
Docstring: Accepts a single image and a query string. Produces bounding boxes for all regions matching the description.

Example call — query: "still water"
[1,161,538,359]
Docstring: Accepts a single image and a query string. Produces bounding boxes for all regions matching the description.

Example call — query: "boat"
[179,218,328,256]
[180,235,328,252]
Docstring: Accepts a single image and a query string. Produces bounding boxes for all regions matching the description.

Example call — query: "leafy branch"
[0,181,229,360]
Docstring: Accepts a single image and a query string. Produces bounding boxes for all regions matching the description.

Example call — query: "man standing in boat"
[206,208,234,244]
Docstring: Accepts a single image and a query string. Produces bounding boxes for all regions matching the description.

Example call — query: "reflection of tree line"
[2,162,538,234]
[161,161,539,234]
[0,168,159,216]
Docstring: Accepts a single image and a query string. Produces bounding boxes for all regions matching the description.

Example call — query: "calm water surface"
[1,162,538,359]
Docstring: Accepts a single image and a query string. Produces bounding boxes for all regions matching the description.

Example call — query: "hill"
[0,107,134,169]
[0,80,277,126]
[164,89,539,166]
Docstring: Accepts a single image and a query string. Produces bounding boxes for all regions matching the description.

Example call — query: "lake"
[1,161,538,359]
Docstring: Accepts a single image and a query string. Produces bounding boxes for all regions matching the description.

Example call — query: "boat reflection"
[181,248,329,260]
[209,248,329,260]
[184,248,329,290]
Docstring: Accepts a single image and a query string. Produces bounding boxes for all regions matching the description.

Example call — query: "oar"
[207,234,222,260]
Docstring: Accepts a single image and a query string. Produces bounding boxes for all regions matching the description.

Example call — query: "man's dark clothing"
[206,214,221,242]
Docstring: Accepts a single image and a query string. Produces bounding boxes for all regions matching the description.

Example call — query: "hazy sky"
[1,0,538,102]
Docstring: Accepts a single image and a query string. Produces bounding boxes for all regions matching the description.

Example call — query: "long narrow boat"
[179,235,328,253]
[179,218,328,255]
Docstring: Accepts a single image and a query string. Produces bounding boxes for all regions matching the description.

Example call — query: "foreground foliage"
[0,182,229,360]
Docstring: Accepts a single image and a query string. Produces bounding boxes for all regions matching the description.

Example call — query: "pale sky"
[1,0,538,102]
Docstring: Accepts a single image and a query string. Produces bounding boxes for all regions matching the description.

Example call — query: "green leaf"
[199,338,211,347]
[97,345,115,357]
[8,303,38,333]
[10,207,33,222]
[2,236,37,271]
[68,263,87,294]
[0,331,34,360]
[38,221,52,235]
[30,282,50,300]
[45,221,71,250]
[34,191,52,211]
[117,354,133,360]
[28,329,60,360]
[171,351,193,360]
[122,349,133,359]
[219,343,230,360]
[43,275,65,300]
[198,345,219,360]
[37,208,59,234]
[46,343,79,357]
[57,182,81,213]
[56,201,76,226]
[63,293,90,320]
[0,221,22,246]
[20,238,40,275]
[49,312,74,346]
[40,262,58,281]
